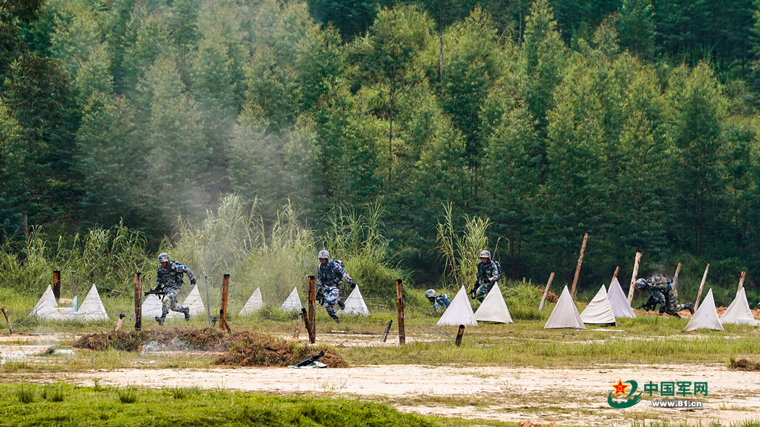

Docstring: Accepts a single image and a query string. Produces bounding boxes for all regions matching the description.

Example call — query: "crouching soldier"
[635,275,694,317]
[425,289,451,311]
[472,250,501,302]
[317,250,355,323]
[155,253,195,325]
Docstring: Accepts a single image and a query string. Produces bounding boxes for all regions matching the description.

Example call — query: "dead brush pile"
[214,332,347,367]
[731,358,760,371]
[73,328,347,367]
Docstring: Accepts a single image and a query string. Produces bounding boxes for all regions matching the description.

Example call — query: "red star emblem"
[611,379,629,396]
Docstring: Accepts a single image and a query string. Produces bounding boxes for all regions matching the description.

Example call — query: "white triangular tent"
[29,285,58,319]
[142,294,163,317]
[341,285,370,316]
[76,284,109,321]
[474,283,513,323]
[580,285,616,325]
[720,287,757,327]
[280,287,303,312]
[607,277,636,318]
[544,286,586,330]
[685,289,724,331]
[437,286,477,326]
[167,285,206,319]
[239,287,264,316]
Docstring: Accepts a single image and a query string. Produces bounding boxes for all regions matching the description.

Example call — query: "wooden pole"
[293,313,303,339]
[570,233,588,298]
[538,272,555,312]
[381,320,393,343]
[53,270,61,300]
[204,276,212,326]
[115,314,125,332]
[219,274,231,333]
[396,279,405,345]
[608,266,620,289]
[455,324,465,346]
[307,276,316,344]
[627,252,643,304]
[694,263,710,312]
[673,263,682,280]
[1,307,12,334]
[738,271,746,292]
[300,308,310,341]
[134,273,142,331]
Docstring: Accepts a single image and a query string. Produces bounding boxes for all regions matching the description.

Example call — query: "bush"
[503,280,547,320]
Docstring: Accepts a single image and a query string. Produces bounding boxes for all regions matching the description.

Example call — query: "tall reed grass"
[436,203,493,293]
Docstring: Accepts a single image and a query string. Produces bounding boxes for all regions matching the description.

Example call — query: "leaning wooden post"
[609,266,620,287]
[381,320,393,343]
[627,252,643,305]
[1,307,12,334]
[673,263,682,280]
[307,276,316,344]
[115,314,125,332]
[134,272,142,331]
[293,313,303,339]
[454,324,465,346]
[219,274,231,333]
[53,270,61,300]
[538,272,555,312]
[694,264,710,312]
[396,279,405,345]
[738,271,746,292]
[570,233,588,298]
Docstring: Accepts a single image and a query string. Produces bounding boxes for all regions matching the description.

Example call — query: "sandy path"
[48,363,759,426]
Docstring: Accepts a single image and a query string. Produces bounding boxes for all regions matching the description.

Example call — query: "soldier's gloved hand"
[190,278,196,285]
[350,282,356,290]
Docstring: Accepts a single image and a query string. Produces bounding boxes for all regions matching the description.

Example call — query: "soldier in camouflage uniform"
[317,250,355,323]
[425,289,451,311]
[473,250,501,302]
[635,275,694,317]
[154,253,196,325]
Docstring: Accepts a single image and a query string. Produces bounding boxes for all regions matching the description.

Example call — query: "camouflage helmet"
[425,289,437,299]
[158,253,170,263]
[635,278,648,289]
[479,250,491,259]
[318,250,330,260]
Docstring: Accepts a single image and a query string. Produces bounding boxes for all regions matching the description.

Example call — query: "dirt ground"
[3,332,760,426]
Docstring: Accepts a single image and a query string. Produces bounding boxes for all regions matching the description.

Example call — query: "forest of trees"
[3,0,760,292]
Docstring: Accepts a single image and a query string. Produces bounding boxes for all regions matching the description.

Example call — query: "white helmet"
[479,250,491,259]
[318,250,330,260]
[425,289,437,299]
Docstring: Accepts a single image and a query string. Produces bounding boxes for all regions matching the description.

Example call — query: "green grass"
[0,383,439,427]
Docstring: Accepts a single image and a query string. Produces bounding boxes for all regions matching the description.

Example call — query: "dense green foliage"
[3,0,760,298]
[0,383,438,426]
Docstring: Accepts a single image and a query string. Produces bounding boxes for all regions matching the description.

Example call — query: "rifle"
[468,281,479,299]
[294,351,325,367]
[144,287,167,300]
[636,296,658,312]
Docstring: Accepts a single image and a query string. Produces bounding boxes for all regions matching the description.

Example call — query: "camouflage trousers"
[651,289,685,315]
[161,287,186,317]
[323,286,341,322]
[475,282,496,302]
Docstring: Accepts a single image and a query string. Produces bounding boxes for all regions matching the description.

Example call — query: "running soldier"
[472,250,501,302]
[317,250,355,323]
[154,253,195,325]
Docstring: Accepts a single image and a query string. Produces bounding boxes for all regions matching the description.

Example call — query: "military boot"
[338,299,345,310]
[182,306,190,321]
[155,316,165,326]
[685,302,695,315]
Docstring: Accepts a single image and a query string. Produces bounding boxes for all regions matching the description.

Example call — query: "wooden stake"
[53,270,61,300]
[308,276,316,344]
[738,271,746,292]
[134,273,142,331]
[570,233,588,298]
[674,263,682,280]
[115,314,125,332]
[1,307,12,334]
[396,279,405,345]
[538,272,555,312]
[455,324,465,346]
[381,320,393,343]
[293,313,303,339]
[219,274,231,333]
[627,252,642,304]
[694,263,710,312]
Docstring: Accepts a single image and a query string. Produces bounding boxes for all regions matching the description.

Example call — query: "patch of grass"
[166,385,202,400]
[42,384,65,402]
[117,386,138,403]
[16,386,35,403]
[0,383,439,427]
